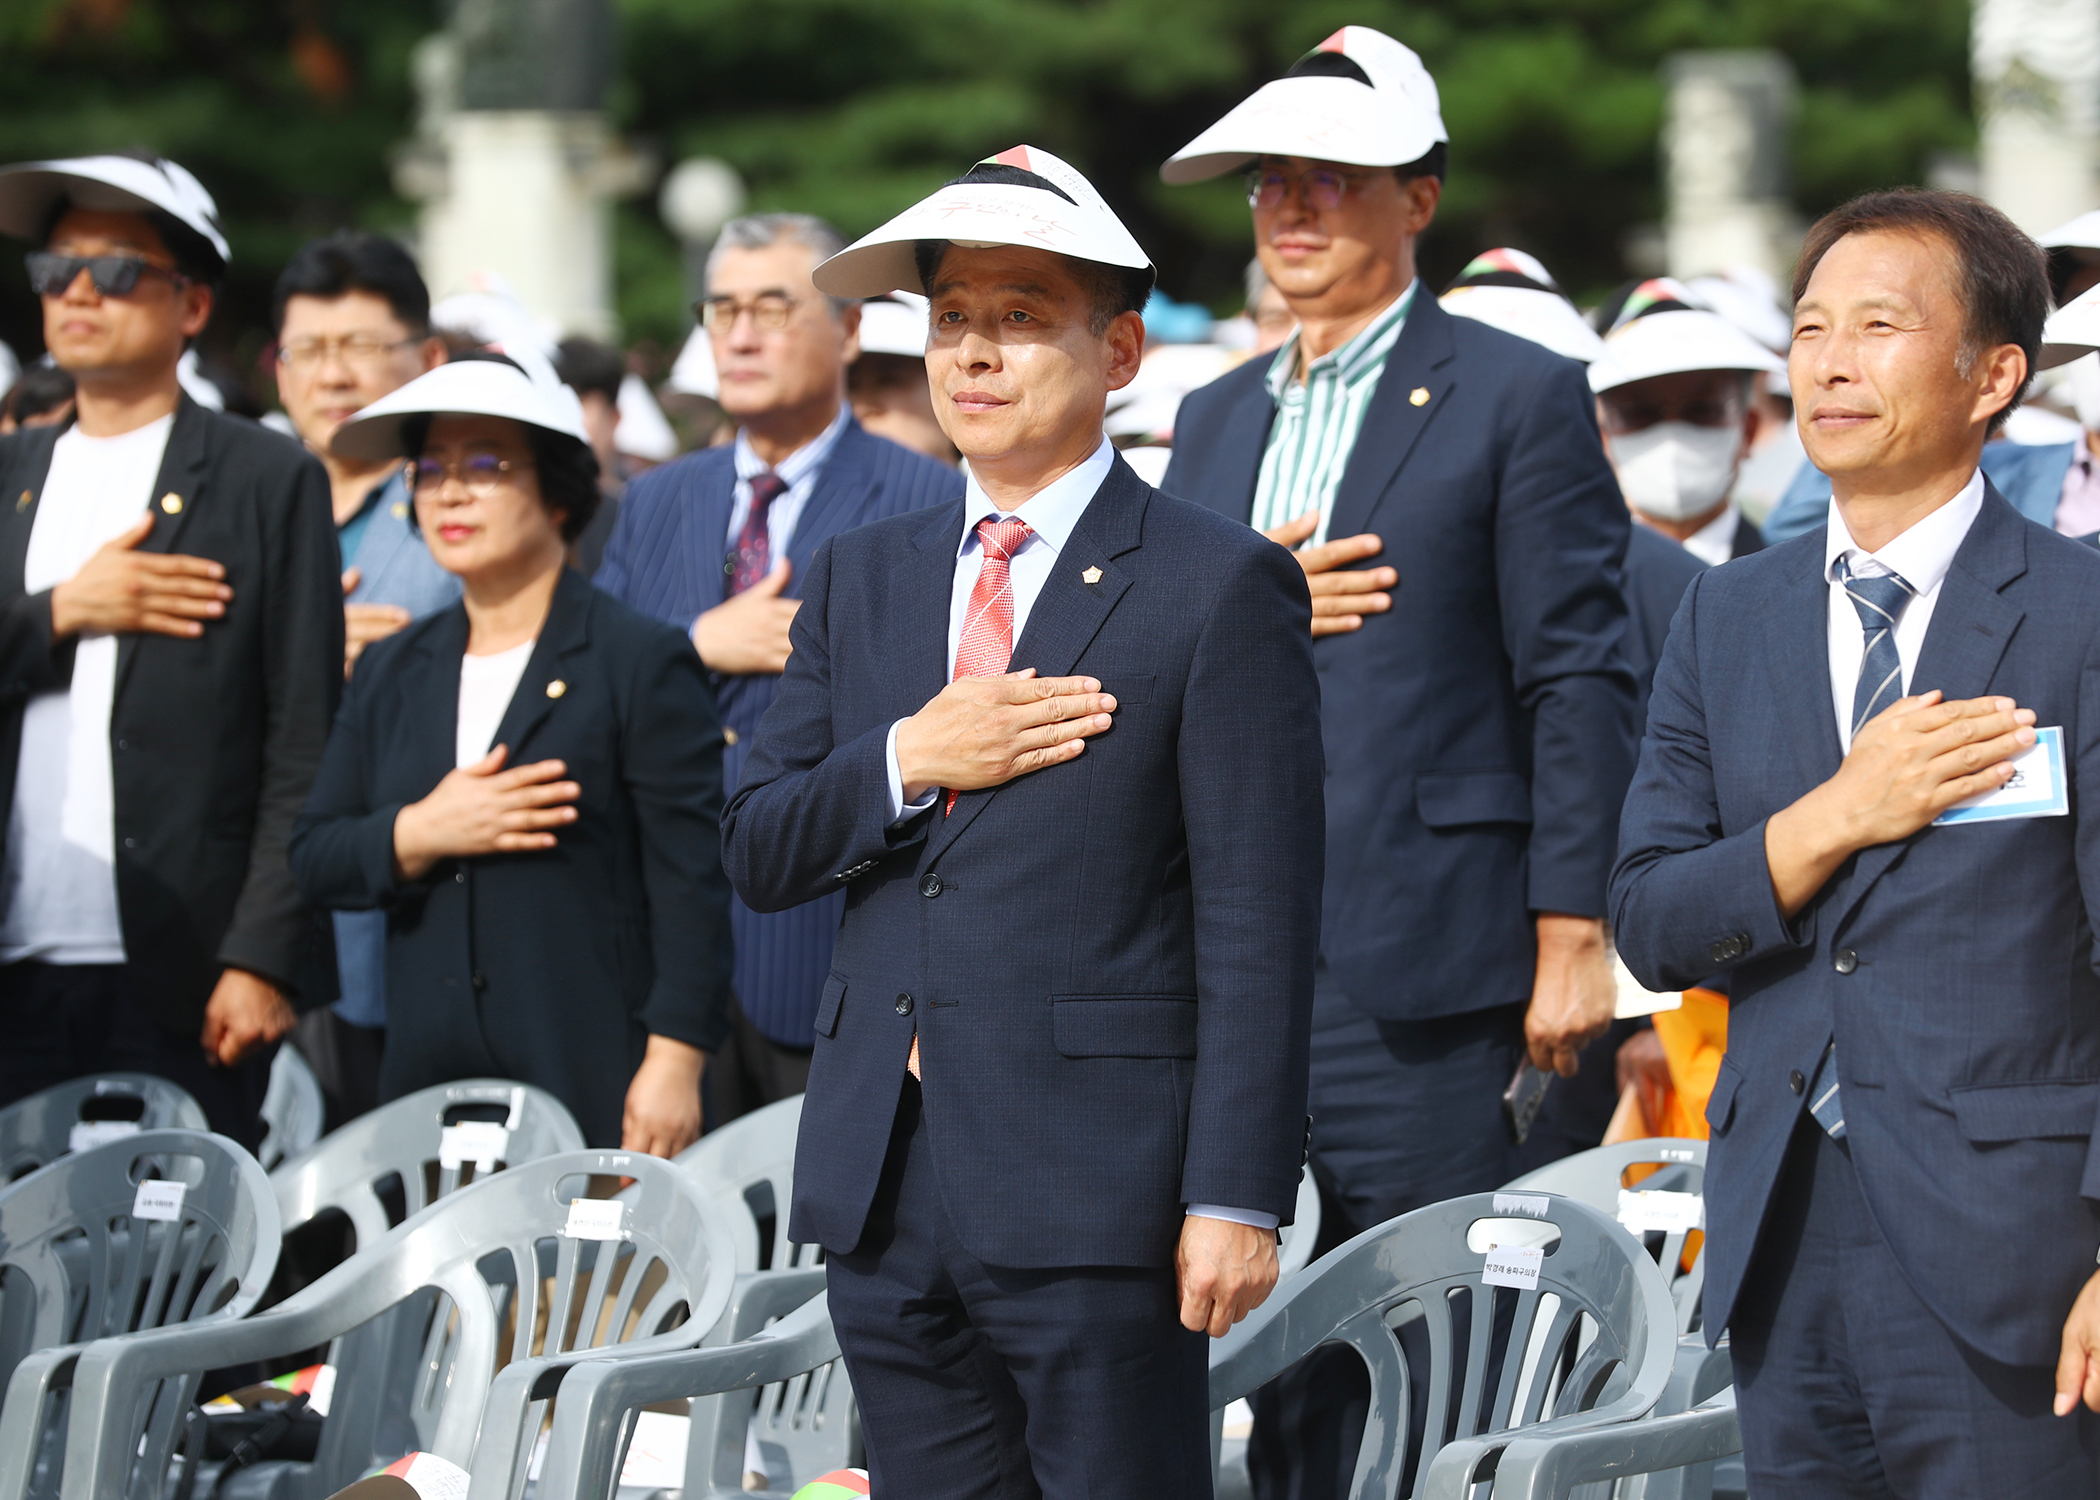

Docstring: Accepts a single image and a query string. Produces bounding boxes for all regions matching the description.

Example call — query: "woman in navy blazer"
[290,357,733,1151]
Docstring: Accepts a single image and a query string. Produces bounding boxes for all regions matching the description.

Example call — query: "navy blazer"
[722,460,1324,1269]
[596,419,962,1046]
[289,569,735,1147]
[1163,296,1637,1020]
[1612,488,2100,1366]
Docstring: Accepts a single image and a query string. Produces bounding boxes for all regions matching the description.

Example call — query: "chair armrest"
[1416,1395,1672,1500]
[1481,1387,1740,1500]
[529,1293,840,1500]
[0,1346,78,1500]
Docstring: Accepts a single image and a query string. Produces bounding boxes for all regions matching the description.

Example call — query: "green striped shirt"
[1250,284,1416,544]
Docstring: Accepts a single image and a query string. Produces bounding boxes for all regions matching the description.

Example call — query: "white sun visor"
[813,145,1151,299]
[1161,27,1447,185]
[331,359,589,462]
[2042,281,2100,369]
[0,155,229,266]
[857,291,930,357]
[2043,209,2100,251]
[1441,287,1605,363]
[1588,309,1786,395]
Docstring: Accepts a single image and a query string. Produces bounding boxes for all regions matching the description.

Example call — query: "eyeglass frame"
[26,251,191,299]
[1242,163,1388,213]
[409,451,538,498]
[698,292,806,333]
[275,334,425,374]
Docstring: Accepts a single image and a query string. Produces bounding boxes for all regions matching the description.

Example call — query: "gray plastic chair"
[0,1076,207,1184]
[0,1130,280,1500]
[255,1047,326,1173]
[1504,1140,1708,1335]
[1467,1385,1742,1500]
[270,1080,585,1251]
[516,1286,847,1500]
[58,1148,737,1500]
[1204,1190,1677,1500]
[671,1095,810,1273]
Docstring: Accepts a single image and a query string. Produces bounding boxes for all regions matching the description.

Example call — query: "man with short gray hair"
[597,211,962,1124]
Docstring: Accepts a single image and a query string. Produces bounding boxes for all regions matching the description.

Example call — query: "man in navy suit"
[1614,189,2100,1494]
[596,212,961,1124]
[1159,29,1636,1496]
[722,146,1321,1499]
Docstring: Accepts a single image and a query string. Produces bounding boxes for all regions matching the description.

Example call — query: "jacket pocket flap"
[815,974,847,1039]
[1415,771,1533,829]
[1705,1065,1744,1135]
[1949,1079,2100,1142]
[1051,996,1198,1058]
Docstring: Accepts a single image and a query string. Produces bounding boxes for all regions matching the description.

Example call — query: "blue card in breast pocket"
[1932,725,2069,826]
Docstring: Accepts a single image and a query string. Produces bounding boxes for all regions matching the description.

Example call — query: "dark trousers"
[0,960,275,1155]
[289,1006,385,1135]
[1249,969,1526,1500]
[825,1077,1210,1500]
[1733,1116,2100,1498]
[706,996,813,1130]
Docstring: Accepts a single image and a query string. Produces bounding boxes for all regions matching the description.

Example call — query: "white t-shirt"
[0,414,174,964]
[455,640,536,769]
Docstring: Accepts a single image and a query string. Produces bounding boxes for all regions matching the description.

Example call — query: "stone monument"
[1661,50,1800,284]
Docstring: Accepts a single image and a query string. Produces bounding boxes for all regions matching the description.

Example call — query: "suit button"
[894,993,914,1016]
[1708,937,1735,964]
[122,837,135,849]
[920,873,943,898]
[1789,1069,1806,1095]
[115,739,127,751]
[471,972,487,991]
[1834,949,1858,974]
[456,871,467,884]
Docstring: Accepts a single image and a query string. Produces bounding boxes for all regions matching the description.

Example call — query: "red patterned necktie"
[730,472,787,594]
[910,513,1033,1082]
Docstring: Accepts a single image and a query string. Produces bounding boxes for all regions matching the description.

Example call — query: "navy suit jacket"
[722,459,1324,1269]
[1612,487,2100,1366]
[1162,296,1637,1020]
[596,419,962,1046]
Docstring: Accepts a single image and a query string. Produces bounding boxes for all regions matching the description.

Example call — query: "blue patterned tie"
[1838,557,1917,738]
[1805,1040,1845,1138]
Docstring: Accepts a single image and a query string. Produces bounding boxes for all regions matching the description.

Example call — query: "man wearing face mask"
[1591,289,1785,567]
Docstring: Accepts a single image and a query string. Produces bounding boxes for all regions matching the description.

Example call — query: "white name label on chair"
[1482,1245,1543,1289]
[563,1197,628,1241]
[69,1120,140,1153]
[133,1180,186,1222]
[438,1121,509,1170]
[1492,1193,1550,1218]
[1617,1189,1703,1234]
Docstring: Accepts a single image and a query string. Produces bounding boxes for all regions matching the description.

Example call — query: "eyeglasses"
[1243,166,1377,212]
[277,335,421,374]
[699,293,802,332]
[26,251,189,298]
[411,453,535,496]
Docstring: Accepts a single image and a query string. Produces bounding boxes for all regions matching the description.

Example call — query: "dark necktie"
[729,472,788,595]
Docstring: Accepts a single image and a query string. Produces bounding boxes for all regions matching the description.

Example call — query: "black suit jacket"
[0,399,343,1032]
[289,569,734,1147]
[1162,296,1637,1021]
[723,460,1324,1268]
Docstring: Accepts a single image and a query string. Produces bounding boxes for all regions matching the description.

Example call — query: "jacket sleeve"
[721,537,929,911]
[0,437,75,704]
[1610,570,1810,992]
[622,629,734,1053]
[1177,538,1323,1221]
[1495,356,1640,920]
[216,452,346,997]
[288,652,419,914]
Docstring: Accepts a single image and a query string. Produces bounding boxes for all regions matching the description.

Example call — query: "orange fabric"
[1650,987,1729,1140]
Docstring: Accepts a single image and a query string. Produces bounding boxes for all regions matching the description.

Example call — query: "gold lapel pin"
[1409,387,1431,407]
[14,491,29,513]
[546,679,566,699]
[160,493,183,514]
[391,501,409,520]
[722,727,740,746]
[1082,566,1103,585]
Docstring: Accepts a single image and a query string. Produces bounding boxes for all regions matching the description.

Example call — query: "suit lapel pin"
[1082,566,1103,585]
[1409,387,1431,407]
[14,491,28,513]
[392,501,409,520]
[160,493,183,514]
[546,679,566,699]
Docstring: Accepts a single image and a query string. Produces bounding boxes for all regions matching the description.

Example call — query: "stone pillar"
[392,0,647,339]
[1661,51,1798,283]
[1974,0,2100,233]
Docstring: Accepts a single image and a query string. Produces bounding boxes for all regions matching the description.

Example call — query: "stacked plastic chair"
[254,1048,326,1173]
[0,1076,206,1184]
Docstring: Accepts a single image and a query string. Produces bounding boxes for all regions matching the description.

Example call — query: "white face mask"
[1610,421,1742,522]
[2068,354,2100,433]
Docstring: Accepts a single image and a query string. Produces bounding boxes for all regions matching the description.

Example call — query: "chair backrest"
[683,1268,846,1499]
[255,1046,326,1172]
[0,1076,207,1183]
[270,1080,585,1248]
[0,1130,278,1497]
[1277,1165,1323,1281]
[672,1096,810,1273]
[1209,1191,1676,1500]
[1503,1139,1708,1335]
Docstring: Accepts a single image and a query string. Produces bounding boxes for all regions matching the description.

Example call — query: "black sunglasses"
[26,251,189,298]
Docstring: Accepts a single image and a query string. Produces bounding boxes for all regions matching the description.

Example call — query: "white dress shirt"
[721,404,852,575]
[455,639,536,768]
[1680,503,1741,568]
[1823,471,1985,752]
[879,438,1275,1232]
